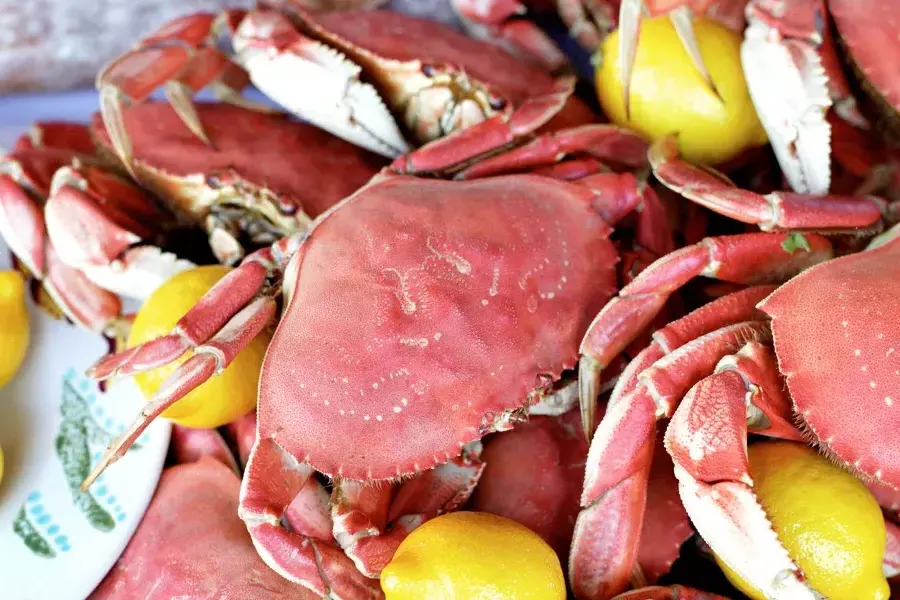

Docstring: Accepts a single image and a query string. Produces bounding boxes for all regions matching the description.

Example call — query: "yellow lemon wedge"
[381,511,565,600]
[127,265,271,429]
[595,15,768,165]
[0,270,30,389]
[715,441,889,600]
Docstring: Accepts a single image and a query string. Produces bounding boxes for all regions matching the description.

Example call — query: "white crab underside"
[232,20,411,159]
[741,19,832,195]
[79,247,195,299]
[674,464,823,600]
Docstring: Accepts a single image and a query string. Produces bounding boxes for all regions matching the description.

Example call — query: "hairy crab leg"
[578,232,832,439]
[663,342,821,598]
[651,134,899,232]
[238,438,382,598]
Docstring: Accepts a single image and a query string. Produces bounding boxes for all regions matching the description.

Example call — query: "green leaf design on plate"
[13,508,55,559]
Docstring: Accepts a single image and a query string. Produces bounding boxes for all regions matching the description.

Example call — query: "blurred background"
[0,0,467,94]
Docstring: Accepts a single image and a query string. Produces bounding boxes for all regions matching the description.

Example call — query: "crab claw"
[333,446,484,576]
[238,438,382,598]
[230,9,411,158]
[664,351,820,599]
[741,2,832,194]
[0,147,124,334]
[617,1,721,119]
[45,165,195,299]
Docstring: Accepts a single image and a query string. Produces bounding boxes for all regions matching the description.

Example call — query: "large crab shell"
[759,237,900,489]
[89,457,316,599]
[276,6,596,128]
[830,0,900,129]
[259,173,618,480]
[90,102,388,233]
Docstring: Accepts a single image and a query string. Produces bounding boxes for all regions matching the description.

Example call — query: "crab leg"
[82,295,276,489]
[82,235,306,486]
[638,441,695,583]
[664,342,821,598]
[886,520,900,579]
[455,124,650,180]
[570,287,775,599]
[556,0,618,52]
[97,11,250,167]
[578,231,831,439]
[391,77,578,175]
[578,173,674,258]
[652,134,897,232]
[238,438,382,598]
[450,0,570,72]
[335,447,484,576]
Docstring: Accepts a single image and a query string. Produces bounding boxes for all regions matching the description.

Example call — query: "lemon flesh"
[128,265,271,429]
[381,511,565,600]
[716,441,889,600]
[595,15,768,165]
[0,271,30,389]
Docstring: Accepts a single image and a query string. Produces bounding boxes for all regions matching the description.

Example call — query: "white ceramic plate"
[0,99,171,600]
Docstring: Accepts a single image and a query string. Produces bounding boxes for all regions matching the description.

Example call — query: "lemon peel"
[595,15,768,166]
[716,441,889,600]
[0,270,31,389]
[381,511,565,600]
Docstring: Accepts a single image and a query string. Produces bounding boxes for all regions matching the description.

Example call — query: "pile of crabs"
[3,0,899,598]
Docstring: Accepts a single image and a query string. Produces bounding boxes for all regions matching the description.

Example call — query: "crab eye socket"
[488,96,506,111]
[421,63,436,77]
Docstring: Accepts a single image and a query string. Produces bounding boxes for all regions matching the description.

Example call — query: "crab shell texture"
[261,173,617,480]
[89,456,316,600]
[468,408,588,561]
[283,7,596,129]
[758,237,900,489]
[830,0,900,124]
[90,102,388,230]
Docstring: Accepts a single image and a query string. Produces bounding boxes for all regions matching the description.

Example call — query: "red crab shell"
[829,0,900,122]
[759,236,900,488]
[469,408,588,561]
[89,456,316,599]
[90,102,388,228]
[260,173,617,480]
